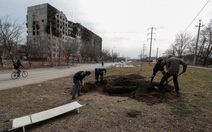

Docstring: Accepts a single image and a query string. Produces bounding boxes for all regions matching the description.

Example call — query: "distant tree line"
[164,19,212,66]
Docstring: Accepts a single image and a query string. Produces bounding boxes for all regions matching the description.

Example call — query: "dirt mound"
[82,74,180,105]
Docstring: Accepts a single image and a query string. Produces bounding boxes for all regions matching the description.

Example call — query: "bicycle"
[11,69,28,79]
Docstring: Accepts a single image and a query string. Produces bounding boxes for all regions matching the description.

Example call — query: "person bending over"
[72,71,91,100]
[150,58,166,83]
[95,67,107,84]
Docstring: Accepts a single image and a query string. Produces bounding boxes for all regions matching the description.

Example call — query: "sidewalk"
[0,63,114,91]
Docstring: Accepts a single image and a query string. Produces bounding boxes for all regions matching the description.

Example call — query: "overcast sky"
[0,0,211,59]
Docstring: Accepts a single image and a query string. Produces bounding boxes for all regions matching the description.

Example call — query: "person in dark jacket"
[72,71,91,100]
[150,58,166,83]
[95,68,107,84]
[13,59,25,77]
[155,55,187,93]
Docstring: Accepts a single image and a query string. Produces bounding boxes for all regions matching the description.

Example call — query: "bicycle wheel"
[11,72,18,79]
[22,71,28,78]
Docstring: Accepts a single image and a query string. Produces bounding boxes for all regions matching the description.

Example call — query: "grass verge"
[0,63,212,131]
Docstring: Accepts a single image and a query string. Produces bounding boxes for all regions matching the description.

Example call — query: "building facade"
[26,3,102,61]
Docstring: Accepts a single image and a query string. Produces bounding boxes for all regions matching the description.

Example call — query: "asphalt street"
[0,63,114,91]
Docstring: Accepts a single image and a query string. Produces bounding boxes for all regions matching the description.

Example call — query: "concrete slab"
[9,101,84,131]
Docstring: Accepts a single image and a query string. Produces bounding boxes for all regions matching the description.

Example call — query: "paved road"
[0,63,114,91]
[188,65,212,70]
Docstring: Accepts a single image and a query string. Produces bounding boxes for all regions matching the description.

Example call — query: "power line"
[183,0,210,33]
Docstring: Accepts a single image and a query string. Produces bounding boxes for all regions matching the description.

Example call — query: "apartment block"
[74,23,102,58]
[26,3,102,60]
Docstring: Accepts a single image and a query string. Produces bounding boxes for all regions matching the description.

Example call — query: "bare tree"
[195,36,206,64]
[163,49,172,56]
[0,16,25,64]
[101,49,111,62]
[0,58,2,67]
[164,44,176,56]
[81,43,101,62]
[112,52,118,62]
[80,42,92,62]
[62,38,79,65]
[174,32,193,57]
[25,37,46,66]
[198,20,212,66]
[0,45,4,67]
[185,38,196,55]
[57,37,63,66]
[90,46,100,62]
[25,39,33,67]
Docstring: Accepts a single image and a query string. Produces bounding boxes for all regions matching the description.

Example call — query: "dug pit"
[82,74,180,105]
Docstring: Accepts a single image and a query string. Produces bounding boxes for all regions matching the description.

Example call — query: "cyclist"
[13,59,25,77]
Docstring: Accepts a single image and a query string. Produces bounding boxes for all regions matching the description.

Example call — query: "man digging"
[154,55,187,93]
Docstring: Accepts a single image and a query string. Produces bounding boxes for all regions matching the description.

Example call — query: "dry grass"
[0,63,212,132]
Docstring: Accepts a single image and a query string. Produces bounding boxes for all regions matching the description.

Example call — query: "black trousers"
[95,70,103,83]
[158,72,179,92]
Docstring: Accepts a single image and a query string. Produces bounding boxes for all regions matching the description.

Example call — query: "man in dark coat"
[150,58,166,83]
[155,55,187,93]
[72,71,91,100]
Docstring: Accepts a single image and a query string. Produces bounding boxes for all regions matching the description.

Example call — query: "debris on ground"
[82,74,180,105]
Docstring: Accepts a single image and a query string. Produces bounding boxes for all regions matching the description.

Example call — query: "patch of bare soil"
[82,74,179,105]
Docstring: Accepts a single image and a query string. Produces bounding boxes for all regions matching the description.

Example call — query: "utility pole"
[147,27,156,63]
[143,44,145,59]
[112,47,115,62]
[112,49,113,62]
[193,19,204,65]
[156,47,158,59]
[172,45,175,56]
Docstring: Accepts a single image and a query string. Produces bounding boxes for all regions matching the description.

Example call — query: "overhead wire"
[183,0,211,33]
